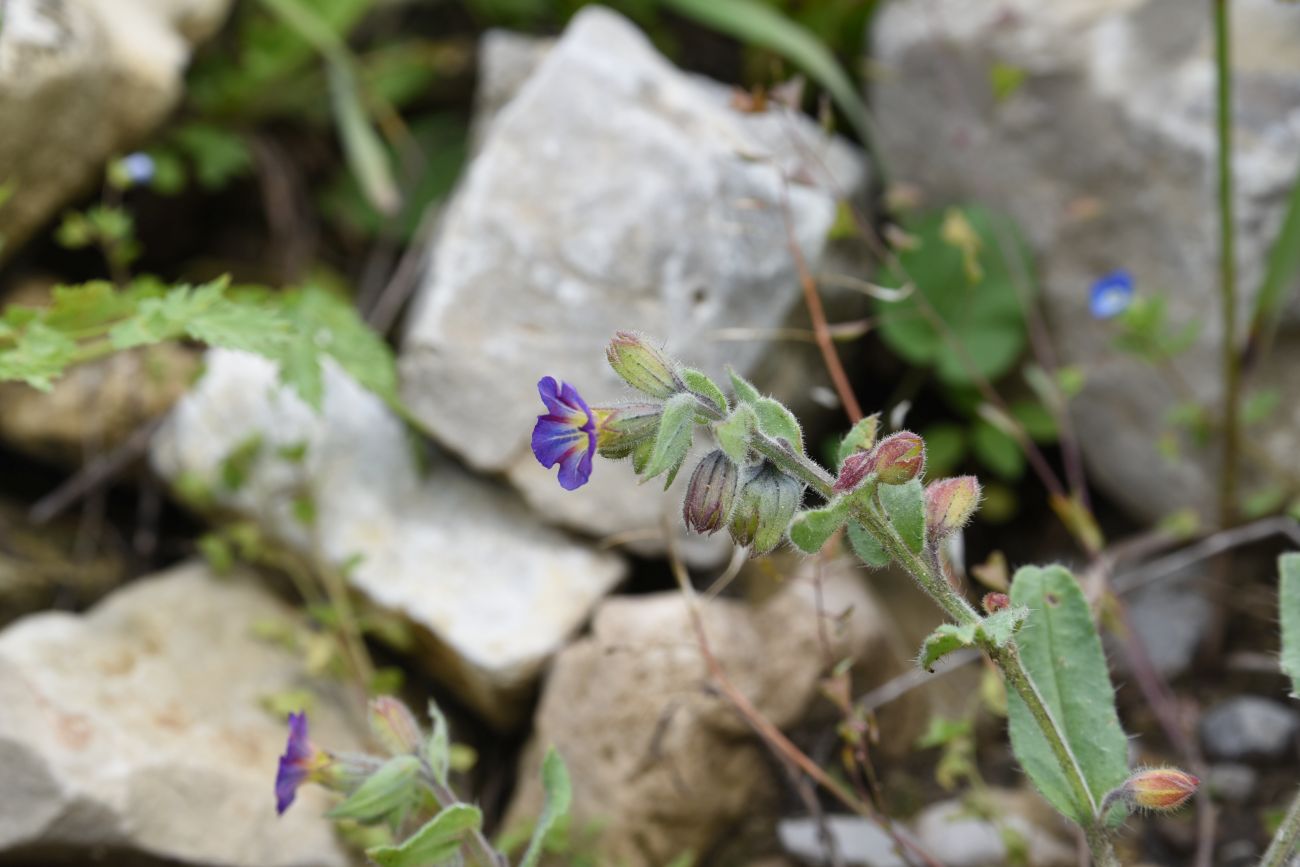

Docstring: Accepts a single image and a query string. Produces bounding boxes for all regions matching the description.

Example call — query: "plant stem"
[1213,0,1241,528]
[419,767,507,867]
[1260,787,1300,867]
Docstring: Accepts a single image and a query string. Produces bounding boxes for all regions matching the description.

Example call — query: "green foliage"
[878,479,926,553]
[715,403,756,466]
[366,804,484,867]
[918,607,1028,672]
[753,396,804,453]
[1280,554,1300,698]
[1112,295,1200,362]
[876,205,1034,386]
[328,755,422,826]
[1006,565,1127,826]
[425,700,452,786]
[681,367,727,412]
[835,414,879,466]
[788,497,850,553]
[520,748,574,867]
[643,392,697,485]
[727,367,761,404]
[1247,165,1300,361]
[846,521,889,568]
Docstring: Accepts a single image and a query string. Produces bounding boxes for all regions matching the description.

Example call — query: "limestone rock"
[503,558,900,867]
[913,790,1075,867]
[1200,696,1300,762]
[400,7,866,554]
[150,349,626,728]
[0,561,359,866]
[777,815,905,867]
[873,0,1300,521]
[0,0,234,256]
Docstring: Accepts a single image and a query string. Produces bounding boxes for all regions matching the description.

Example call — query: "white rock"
[0,0,233,256]
[778,815,906,867]
[0,561,358,866]
[400,7,866,554]
[150,350,627,728]
[913,791,1075,867]
[874,0,1300,521]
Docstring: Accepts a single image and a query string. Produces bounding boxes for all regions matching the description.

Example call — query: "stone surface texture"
[400,6,865,553]
[913,790,1075,867]
[0,561,359,866]
[150,349,626,728]
[504,559,901,867]
[874,0,1300,521]
[1200,696,1300,762]
[0,0,233,256]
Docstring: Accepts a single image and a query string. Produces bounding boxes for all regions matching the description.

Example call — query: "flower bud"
[606,331,683,399]
[925,476,981,539]
[683,450,738,535]
[871,431,925,485]
[728,462,804,554]
[1120,767,1199,812]
[833,450,874,494]
[981,592,1010,614]
[368,696,423,757]
[593,403,662,459]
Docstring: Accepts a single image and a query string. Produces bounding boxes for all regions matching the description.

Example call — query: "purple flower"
[275,711,328,815]
[1090,270,1134,319]
[532,377,597,490]
[121,153,155,185]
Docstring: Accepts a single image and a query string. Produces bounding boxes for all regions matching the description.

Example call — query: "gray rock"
[0,561,359,866]
[913,790,1075,867]
[873,0,1300,522]
[151,350,626,728]
[400,7,865,555]
[0,0,233,257]
[1200,696,1300,761]
[1121,574,1213,679]
[777,815,905,867]
[1207,762,1258,803]
[503,558,899,867]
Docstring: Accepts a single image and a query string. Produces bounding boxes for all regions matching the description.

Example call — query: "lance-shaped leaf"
[836,414,880,466]
[328,755,421,825]
[918,607,1029,672]
[641,392,697,485]
[367,803,483,867]
[753,397,804,453]
[425,699,451,785]
[681,367,727,413]
[519,748,573,867]
[1006,565,1128,826]
[727,366,761,404]
[715,403,756,466]
[788,497,851,554]
[1281,553,1300,698]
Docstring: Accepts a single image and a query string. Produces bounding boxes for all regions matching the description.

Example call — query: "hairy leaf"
[681,367,727,413]
[754,397,804,453]
[846,522,889,568]
[878,479,926,554]
[1281,554,1300,698]
[367,803,483,867]
[519,748,572,867]
[727,367,760,404]
[642,393,696,483]
[715,403,756,466]
[788,497,850,554]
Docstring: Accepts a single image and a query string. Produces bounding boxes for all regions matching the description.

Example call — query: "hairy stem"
[1260,787,1300,867]
[418,766,507,867]
[1213,0,1241,527]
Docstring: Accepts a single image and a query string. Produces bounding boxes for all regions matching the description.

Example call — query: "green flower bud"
[368,696,423,757]
[683,450,738,535]
[593,403,662,459]
[606,331,684,398]
[728,462,804,554]
[924,476,981,539]
[871,431,925,485]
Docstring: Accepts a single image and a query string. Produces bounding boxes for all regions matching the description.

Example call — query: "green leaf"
[519,748,573,867]
[919,622,976,672]
[367,803,483,867]
[681,367,727,413]
[277,284,401,409]
[327,755,421,824]
[1006,565,1128,826]
[642,392,696,482]
[0,323,79,390]
[876,206,1033,385]
[657,0,884,175]
[1280,554,1300,698]
[172,123,253,190]
[846,521,889,568]
[972,419,1025,481]
[426,699,451,785]
[788,498,850,554]
[919,422,965,479]
[754,397,804,453]
[836,414,880,466]
[878,479,925,553]
[1246,164,1300,362]
[715,404,755,466]
[327,61,401,216]
[727,367,760,404]
[980,606,1030,648]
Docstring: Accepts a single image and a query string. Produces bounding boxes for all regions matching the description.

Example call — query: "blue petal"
[1090,270,1135,319]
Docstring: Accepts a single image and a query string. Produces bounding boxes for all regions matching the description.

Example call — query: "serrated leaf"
[0,323,79,390]
[519,748,572,867]
[728,367,760,404]
[846,521,889,568]
[642,393,696,482]
[715,404,755,465]
[366,803,483,867]
[1006,565,1127,826]
[878,479,926,553]
[327,755,421,824]
[754,397,803,453]
[426,700,450,786]
[788,498,851,554]
[1280,554,1300,698]
[836,414,880,466]
[681,367,727,412]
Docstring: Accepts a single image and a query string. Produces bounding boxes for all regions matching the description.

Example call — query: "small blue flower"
[274,711,329,815]
[120,152,156,186]
[532,377,597,490]
[1090,270,1135,319]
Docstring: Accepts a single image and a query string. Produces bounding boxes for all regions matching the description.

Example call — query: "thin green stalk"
[1260,787,1300,867]
[1085,824,1122,867]
[1213,0,1241,527]
[418,766,507,867]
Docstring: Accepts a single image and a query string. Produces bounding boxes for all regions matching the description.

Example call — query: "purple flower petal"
[532,377,596,489]
[274,712,314,815]
[1090,270,1134,319]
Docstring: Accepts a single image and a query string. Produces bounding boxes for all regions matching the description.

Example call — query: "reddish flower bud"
[1122,767,1199,812]
[870,431,925,485]
[925,476,981,539]
[982,592,1010,614]
[833,450,874,493]
[368,696,423,757]
[683,450,738,535]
